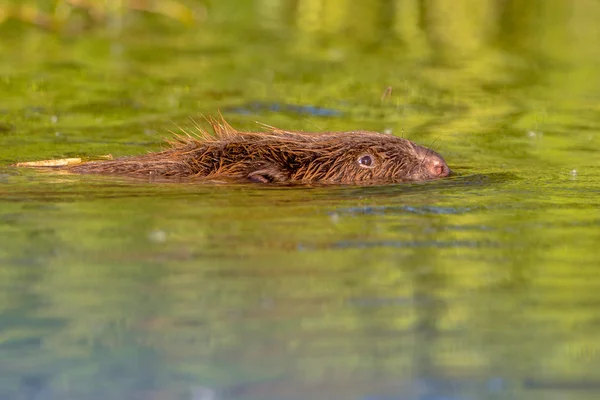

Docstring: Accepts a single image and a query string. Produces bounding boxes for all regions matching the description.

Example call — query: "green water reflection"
[1,1,600,399]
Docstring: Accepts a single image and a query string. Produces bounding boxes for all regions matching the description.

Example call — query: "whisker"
[427,136,440,155]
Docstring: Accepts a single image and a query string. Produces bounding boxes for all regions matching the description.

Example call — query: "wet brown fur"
[66,117,451,185]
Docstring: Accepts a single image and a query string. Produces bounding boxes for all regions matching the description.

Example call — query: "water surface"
[1,1,600,399]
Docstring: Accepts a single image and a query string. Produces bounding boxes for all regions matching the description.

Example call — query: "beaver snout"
[423,154,452,179]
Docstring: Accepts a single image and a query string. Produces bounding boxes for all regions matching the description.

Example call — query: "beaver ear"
[247,166,289,183]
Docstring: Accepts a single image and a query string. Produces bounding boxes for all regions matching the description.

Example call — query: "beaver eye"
[358,154,375,168]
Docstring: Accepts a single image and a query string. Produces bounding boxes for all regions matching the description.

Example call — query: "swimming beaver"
[61,118,451,185]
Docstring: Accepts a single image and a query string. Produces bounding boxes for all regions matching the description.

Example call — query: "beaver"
[30,118,451,185]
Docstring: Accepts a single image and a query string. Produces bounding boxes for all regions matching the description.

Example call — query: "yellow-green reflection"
[0,1,599,399]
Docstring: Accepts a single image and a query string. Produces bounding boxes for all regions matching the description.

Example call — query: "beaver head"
[287,130,450,184]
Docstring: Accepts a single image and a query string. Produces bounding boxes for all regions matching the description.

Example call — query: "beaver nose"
[425,156,451,178]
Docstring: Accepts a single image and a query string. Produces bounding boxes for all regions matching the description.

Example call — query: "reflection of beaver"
[66,118,451,184]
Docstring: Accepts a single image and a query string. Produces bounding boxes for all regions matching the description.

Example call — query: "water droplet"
[148,230,167,243]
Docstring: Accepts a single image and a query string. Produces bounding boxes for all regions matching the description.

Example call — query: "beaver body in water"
[62,118,451,185]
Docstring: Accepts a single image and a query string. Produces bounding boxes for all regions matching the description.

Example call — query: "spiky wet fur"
[67,117,447,184]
